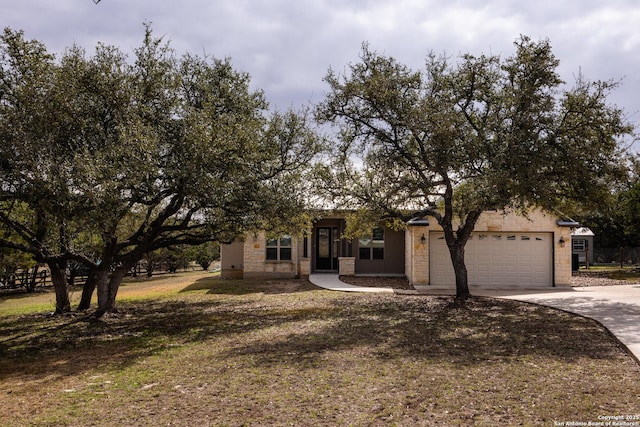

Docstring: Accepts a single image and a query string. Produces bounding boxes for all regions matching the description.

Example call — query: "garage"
[429,232,553,287]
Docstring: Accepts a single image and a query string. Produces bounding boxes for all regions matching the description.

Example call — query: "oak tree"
[316,37,633,299]
[1,26,322,315]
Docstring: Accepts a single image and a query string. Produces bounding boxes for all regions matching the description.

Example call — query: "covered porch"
[308,217,405,276]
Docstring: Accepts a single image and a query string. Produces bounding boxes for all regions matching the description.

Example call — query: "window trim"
[266,235,293,261]
[572,238,586,252]
[359,227,385,260]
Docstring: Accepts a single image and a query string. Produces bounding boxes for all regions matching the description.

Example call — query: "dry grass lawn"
[1,272,639,426]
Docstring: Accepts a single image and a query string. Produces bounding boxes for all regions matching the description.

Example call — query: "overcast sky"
[5,0,640,130]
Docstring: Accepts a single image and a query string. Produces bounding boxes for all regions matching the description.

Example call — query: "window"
[573,238,586,251]
[359,227,384,260]
[266,235,292,261]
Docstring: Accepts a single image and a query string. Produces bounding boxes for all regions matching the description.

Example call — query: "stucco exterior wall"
[354,227,405,275]
[220,240,244,279]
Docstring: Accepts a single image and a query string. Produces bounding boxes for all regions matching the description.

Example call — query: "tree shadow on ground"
[179,276,319,295]
[0,291,634,384]
[513,295,640,356]
[217,295,629,369]
[0,300,227,383]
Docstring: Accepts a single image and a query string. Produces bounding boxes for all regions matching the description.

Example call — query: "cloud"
[3,0,640,123]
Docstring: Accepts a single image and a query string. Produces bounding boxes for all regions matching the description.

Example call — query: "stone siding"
[224,209,571,287]
[338,257,355,275]
[243,232,299,279]
[299,258,311,277]
[405,225,429,285]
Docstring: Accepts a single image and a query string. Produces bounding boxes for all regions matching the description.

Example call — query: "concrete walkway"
[309,274,395,293]
[308,274,640,363]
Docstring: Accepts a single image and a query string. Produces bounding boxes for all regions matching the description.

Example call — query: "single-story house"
[220,209,575,288]
[571,227,595,266]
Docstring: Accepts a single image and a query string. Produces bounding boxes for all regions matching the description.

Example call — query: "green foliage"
[0,247,35,280]
[141,247,191,276]
[189,241,220,271]
[580,159,640,248]
[341,209,406,241]
[617,173,640,246]
[0,25,323,313]
[318,37,631,221]
[316,36,633,297]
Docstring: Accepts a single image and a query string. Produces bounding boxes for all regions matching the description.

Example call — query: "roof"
[571,227,595,236]
[407,217,430,226]
[557,219,580,227]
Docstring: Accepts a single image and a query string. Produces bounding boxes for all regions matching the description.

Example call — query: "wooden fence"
[0,269,49,291]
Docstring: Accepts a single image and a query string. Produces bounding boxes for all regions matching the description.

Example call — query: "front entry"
[316,227,339,271]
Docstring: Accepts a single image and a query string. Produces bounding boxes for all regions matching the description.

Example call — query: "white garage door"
[429,232,553,287]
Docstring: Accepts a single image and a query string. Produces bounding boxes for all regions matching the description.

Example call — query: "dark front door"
[316,227,339,270]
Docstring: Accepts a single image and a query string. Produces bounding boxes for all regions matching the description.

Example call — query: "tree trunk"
[94,263,132,317]
[439,205,481,302]
[106,265,131,312]
[26,264,39,292]
[48,260,71,314]
[77,270,97,311]
[449,242,471,300]
[67,268,76,287]
[94,266,111,317]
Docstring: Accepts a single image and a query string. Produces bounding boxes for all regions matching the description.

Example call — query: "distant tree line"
[576,158,640,250]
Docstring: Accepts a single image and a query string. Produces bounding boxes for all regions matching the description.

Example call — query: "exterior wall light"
[421,233,427,244]
[559,236,565,247]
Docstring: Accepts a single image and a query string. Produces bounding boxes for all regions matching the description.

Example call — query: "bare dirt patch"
[341,271,640,288]
[339,275,414,290]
